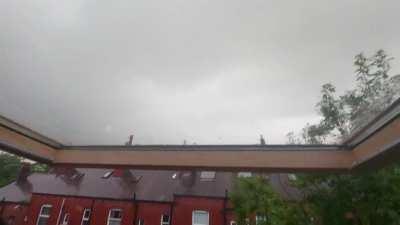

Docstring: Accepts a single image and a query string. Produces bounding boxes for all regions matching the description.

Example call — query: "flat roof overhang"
[0,99,399,172]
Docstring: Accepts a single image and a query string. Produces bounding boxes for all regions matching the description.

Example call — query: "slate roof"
[0,168,234,203]
[0,168,300,204]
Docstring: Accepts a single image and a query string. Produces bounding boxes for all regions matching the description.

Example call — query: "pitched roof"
[0,169,302,204]
[0,168,234,203]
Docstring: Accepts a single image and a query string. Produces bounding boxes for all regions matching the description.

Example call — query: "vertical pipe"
[223,190,228,225]
[169,201,174,225]
[56,198,66,225]
[133,193,138,225]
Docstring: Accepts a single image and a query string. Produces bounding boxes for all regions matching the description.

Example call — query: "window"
[256,214,267,225]
[230,221,236,225]
[107,209,122,225]
[7,216,15,225]
[161,215,170,225]
[137,219,144,225]
[200,171,216,181]
[61,213,69,225]
[237,172,252,178]
[81,209,91,225]
[36,205,52,225]
[102,171,113,179]
[288,174,297,181]
[192,211,209,225]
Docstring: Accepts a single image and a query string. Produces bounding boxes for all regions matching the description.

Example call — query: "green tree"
[230,50,400,225]
[296,50,400,225]
[230,177,284,225]
[0,152,50,187]
[0,153,21,187]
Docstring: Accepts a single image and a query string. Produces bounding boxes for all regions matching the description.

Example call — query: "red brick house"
[0,168,240,225]
[0,168,297,225]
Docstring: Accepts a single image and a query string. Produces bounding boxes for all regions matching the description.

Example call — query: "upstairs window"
[107,209,122,225]
[7,216,15,225]
[255,214,267,225]
[161,215,170,225]
[36,205,52,225]
[288,174,297,181]
[192,211,209,225]
[81,209,91,225]
[200,171,216,181]
[137,219,144,225]
[61,213,69,225]
[237,172,252,178]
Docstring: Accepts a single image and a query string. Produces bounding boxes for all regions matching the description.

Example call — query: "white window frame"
[160,214,170,225]
[200,171,216,181]
[61,213,69,225]
[36,204,53,225]
[230,221,237,225]
[81,209,91,225]
[137,219,144,225]
[288,174,297,181]
[237,172,252,178]
[192,210,209,225]
[107,209,122,225]
[255,214,267,225]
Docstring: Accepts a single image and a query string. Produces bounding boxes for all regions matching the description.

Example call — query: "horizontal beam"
[0,125,56,162]
[53,146,353,172]
[0,99,399,172]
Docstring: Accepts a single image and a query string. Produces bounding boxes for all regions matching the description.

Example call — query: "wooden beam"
[0,98,399,171]
[0,125,56,162]
[53,146,353,172]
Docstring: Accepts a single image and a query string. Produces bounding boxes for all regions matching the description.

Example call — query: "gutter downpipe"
[56,198,66,225]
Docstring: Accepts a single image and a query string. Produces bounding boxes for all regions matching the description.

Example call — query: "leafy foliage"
[230,177,284,225]
[231,50,400,225]
[0,152,49,187]
[295,165,400,225]
[0,153,21,187]
[301,50,399,143]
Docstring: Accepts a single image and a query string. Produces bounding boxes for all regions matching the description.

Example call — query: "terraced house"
[0,166,297,225]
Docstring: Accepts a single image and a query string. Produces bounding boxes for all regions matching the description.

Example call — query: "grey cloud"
[0,0,399,144]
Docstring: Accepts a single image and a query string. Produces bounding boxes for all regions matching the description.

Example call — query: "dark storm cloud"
[0,0,399,144]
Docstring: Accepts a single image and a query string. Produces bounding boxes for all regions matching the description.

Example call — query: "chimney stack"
[125,135,134,146]
[17,164,31,184]
[260,135,266,145]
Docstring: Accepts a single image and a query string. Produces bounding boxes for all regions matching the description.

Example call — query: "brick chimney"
[16,164,33,194]
[260,135,266,145]
[16,164,31,184]
[125,135,134,146]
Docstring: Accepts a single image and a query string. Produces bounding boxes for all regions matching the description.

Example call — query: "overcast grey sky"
[0,0,399,145]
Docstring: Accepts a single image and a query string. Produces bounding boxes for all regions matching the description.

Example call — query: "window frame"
[288,174,297,181]
[255,214,267,225]
[200,171,216,181]
[61,213,70,225]
[237,172,252,178]
[230,221,237,225]
[107,209,123,225]
[192,210,209,225]
[36,204,53,225]
[160,214,170,225]
[137,219,144,225]
[81,208,91,225]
